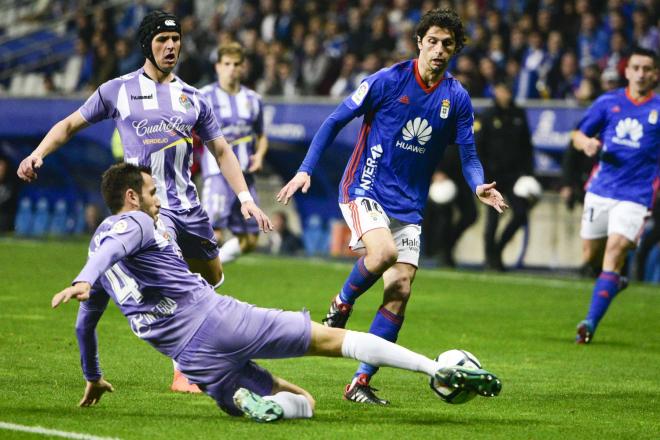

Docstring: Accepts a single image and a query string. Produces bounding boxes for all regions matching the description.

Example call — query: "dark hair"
[101,163,151,214]
[217,42,245,64]
[629,46,658,67]
[415,8,466,54]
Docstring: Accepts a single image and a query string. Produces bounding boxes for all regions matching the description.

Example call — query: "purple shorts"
[174,294,312,416]
[159,205,219,260]
[201,174,260,235]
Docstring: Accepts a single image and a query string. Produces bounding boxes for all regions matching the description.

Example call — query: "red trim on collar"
[414,59,444,94]
[625,87,654,105]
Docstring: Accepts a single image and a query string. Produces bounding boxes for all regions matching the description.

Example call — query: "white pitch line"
[0,422,121,440]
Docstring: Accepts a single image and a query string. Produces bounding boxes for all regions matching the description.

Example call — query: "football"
[430,349,481,404]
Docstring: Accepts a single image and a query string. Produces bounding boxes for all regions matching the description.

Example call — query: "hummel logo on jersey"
[396,117,431,154]
[131,94,153,100]
[612,117,643,148]
[399,95,410,104]
[359,144,383,191]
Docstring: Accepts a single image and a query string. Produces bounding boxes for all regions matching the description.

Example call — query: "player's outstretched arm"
[247,133,268,173]
[17,111,89,182]
[79,378,114,407]
[207,137,273,232]
[52,282,92,308]
[276,172,311,205]
[572,130,601,157]
[476,182,509,213]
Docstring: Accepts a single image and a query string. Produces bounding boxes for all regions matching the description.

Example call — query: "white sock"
[218,237,241,263]
[341,330,439,377]
[264,392,313,419]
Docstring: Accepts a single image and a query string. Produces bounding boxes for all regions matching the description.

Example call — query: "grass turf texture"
[0,238,658,440]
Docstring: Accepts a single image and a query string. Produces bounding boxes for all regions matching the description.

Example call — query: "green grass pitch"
[0,238,658,439]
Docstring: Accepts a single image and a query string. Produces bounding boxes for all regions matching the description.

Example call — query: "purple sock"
[585,271,621,328]
[355,306,404,379]
[338,256,381,305]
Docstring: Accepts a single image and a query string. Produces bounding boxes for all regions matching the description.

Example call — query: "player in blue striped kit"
[17,11,272,392]
[53,162,501,422]
[278,9,508,404]
[198,42,269,264]
[573,47,659,344]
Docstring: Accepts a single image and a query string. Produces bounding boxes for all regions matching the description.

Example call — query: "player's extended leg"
[307,323,501,400]
[577,233,633,344]
[323,228,398,328]
[233,376,316,422]
[345,263,416,404]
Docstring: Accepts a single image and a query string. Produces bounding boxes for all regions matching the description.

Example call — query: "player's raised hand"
[476,182,509,213]
[79,378,114,407]
[17,154,44,182]
[51,282,92,308]
[583,138,602,157]
[240,201,273,232]
[276,172,311,205]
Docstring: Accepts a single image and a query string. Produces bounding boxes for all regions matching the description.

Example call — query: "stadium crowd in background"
[9,0,658,100]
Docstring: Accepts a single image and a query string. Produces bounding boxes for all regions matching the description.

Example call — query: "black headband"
[137,10,181,72]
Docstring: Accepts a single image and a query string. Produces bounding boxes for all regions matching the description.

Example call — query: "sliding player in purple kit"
[51,163,501,422]
[573,47,659,344]
[16,11,271,392]
[198,42,268,264]
[278,9,508,405]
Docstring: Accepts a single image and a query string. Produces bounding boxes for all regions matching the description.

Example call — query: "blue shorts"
[174,295,312,416]
[159,205,219,260]
[201,174,260,235]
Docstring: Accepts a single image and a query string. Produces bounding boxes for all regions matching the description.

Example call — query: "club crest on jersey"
[351,82,369,106]
[179,94,192,110]
[440,99,450,119]
[650,110,658,125]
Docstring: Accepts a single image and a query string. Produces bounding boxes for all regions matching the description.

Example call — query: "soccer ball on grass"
[430,349,481,404]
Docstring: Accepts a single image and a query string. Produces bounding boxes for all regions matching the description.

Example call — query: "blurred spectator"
[90,40,117,88]
[115,0,150,39]
[259,0,278,43]
[477,81,536,271]
[559,139,597,211]
[269,211,303,255]
[0,156,19,232]
[576,12,609,68]
[330,53,360,98]
[632,6,660,50]
[486,34,507,69]
[300,34,330,95]
[515,30,547,100]
[115,38,141,75]
[477,57,499,98]
[600,68,622,91]
[508,26,527,62]
[354,53,381,85]
[551,51,581,99]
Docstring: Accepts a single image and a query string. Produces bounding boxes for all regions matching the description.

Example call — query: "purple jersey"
[299,59,484,224]
[578,88,660,207]
[78,68,224,210]
[74,210,215,359]
[198,83,263,177]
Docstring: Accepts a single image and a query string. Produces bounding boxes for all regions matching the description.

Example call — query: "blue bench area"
[0,29,76,77]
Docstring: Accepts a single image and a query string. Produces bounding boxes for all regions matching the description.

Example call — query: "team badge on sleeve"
[649,110,658,125]
[112,220,129,234]
[440,99,450,119]
[351,82,370,106]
